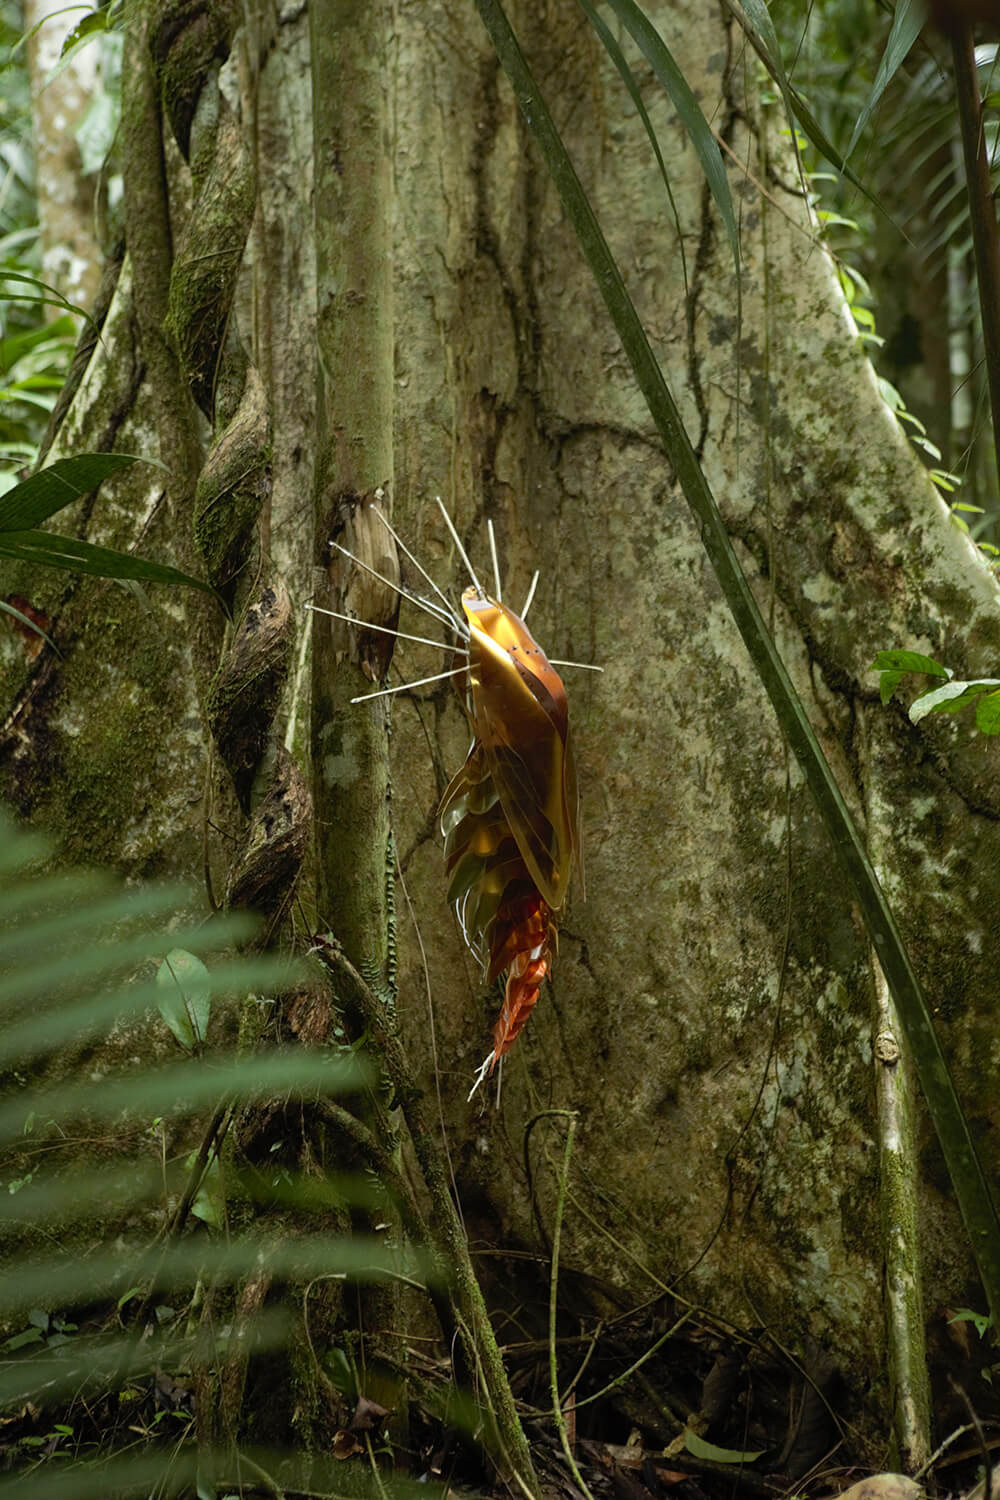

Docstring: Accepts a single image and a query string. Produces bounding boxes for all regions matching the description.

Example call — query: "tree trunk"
[25,0,104,312]
[3,0,999,1469]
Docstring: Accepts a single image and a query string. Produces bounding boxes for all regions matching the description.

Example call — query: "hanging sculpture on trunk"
[310,498,591,1096]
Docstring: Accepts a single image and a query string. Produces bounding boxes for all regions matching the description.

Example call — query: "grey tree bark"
[2,0,998,1468]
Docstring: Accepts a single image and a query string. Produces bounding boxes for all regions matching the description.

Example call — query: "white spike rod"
[350,664,468,704]
[436,495,484,595]
[487,518,503,602]
[305,602,464,655]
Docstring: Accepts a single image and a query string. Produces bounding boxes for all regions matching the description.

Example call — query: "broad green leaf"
[601,0,739,276]
[0,313,76,369]
[0,453,139,532]
[0,267,92,325]
[0,1316,311,1414]
[879,670,905,704]
[844,0,929,166]
[0,1158,378,1230]
[977,691,1000,735]
[816,210,859,231]
[684,1429,765,1464]
[842,263,873,300]
[0,922,272,1022]
[60,8,109,56]
[0,882,199,971]
[3,1327,44,1351]
[870,649,949,677]
[910,679,1000,722]
[188,1154,225,1228]
[1,1,94,62]
[950,1306,993,1338]
[323,1346,356,1395]
[0,828,50,876]
[0,529,218,597]
[0,387,56,412]
[5,374,65,392]
[156,948,212,1049]
[877,377,904,411]
[76,87,119,176]
[0,1441,452,1500]
[0,959,289,1069]
[577,0,688,293]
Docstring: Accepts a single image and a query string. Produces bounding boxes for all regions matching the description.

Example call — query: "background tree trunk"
[3,0,999,1462]
[25,0,104,311]
[389,1,1000,1425]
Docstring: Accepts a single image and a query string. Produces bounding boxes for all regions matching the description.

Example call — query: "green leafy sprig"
[871,648,1000,734]
[0,452,221,639]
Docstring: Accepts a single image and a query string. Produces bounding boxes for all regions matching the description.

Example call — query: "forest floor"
[1,1280,999,1500]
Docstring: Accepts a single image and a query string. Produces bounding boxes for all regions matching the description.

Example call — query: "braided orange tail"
[487,890,556,1065]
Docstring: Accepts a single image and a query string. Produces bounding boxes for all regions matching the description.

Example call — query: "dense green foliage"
[774,1,1000,527]
[0,0,75,484]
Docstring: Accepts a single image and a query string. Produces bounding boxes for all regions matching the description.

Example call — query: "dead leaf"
[664,1415,706,1458]
[4,595,50,659]
[601,1437,646,1470]
[154,1366,190,1410]
[349,1394,391,1432]
[829,1475,923,1500]
[332,1429,363,1459]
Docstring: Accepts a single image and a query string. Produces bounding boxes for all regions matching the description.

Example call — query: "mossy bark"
[307,0,411,1457]
[309,0,396,976]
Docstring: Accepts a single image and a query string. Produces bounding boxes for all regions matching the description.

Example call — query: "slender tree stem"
[309,0,405,1439]
[318,942,539,1494]
[547,1114,597,1500]
[309,0,396,974]
[952,22,1000,501]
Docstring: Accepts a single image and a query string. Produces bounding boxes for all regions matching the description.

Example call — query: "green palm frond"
[0,813,412,1494]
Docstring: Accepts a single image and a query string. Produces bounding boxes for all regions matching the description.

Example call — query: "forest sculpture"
[315,499,587,1095]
